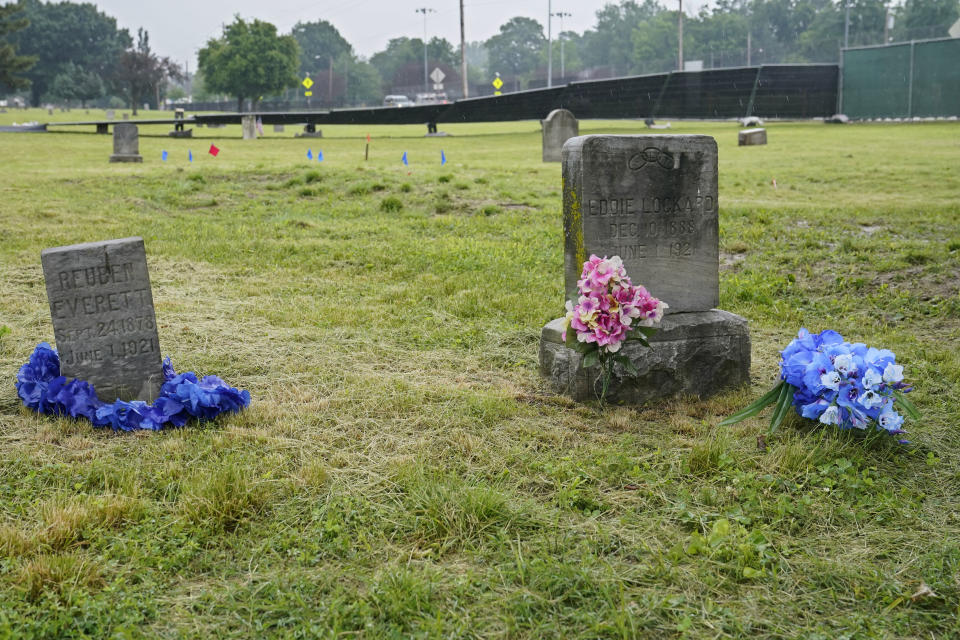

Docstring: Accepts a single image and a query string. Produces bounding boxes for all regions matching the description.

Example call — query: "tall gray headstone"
[540,134,750,404]
[109,123,142,163]
[241,115,257,140]
[562,135,718,312]
[542,109,578,162]
[273,124,285,133]
[41,237,163,402]
[105,109,115,120]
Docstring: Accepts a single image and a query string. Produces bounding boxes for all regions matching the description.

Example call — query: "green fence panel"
[842,44,911,118]
[911,39,960,117]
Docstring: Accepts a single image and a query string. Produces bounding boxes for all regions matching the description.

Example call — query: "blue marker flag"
[440,150,446,165]
[188,150,193,162]
[317,150,323,162]
[402,151,408,166]
[161,150,168,162]
[307,148,313,160]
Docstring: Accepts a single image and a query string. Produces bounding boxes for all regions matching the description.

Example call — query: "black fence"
[172,64,840,127]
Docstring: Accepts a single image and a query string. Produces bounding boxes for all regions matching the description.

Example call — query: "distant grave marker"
[109,123,142,163]
[241,115,257,140]
[295,123,322,138]
[540,134,750,403]
[738,128,767,146]
[41,237,164,402]
[541,109,578,162]
[273,124,285,133]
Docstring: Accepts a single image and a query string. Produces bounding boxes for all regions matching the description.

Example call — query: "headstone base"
[109,154,143,163]
[539,310,750,404]
[295,131,324,138]
[168,129,193,138]
[424,131,450,137]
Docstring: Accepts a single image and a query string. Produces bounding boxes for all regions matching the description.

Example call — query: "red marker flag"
[366,133,371,143]
[209,144,220,157]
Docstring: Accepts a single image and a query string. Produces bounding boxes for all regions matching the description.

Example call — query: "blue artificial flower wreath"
[15,343,250,431]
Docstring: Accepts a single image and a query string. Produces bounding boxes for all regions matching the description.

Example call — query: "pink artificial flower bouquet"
[562,255,667,400]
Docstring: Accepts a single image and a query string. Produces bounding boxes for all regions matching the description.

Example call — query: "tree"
[291,19,351,76]
[691,8,751,68]
[342,57,381,106]
[13,0,130,106]
[485,17,545,86]
[370,36,456,93]
[198,16,299,111]
[50,62,103,106]
[581,0,661,75]
[894,0,960,40]
[0,3,35,91]
[113,28,182,114]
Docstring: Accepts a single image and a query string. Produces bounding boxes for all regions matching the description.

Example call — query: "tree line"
[1,0,957,109]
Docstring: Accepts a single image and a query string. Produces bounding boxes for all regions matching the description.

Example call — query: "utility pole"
[416,8,436,95]
[552,11,571,80]
[678,0,684,71]
[844,0,850,48]
[460,0,468,97]
[747,31,751,66]
[547,0,553,88]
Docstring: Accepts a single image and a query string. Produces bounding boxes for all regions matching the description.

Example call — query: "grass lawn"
[0,111,959,638]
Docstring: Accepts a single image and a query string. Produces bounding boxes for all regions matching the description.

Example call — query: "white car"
[383,95,415,107]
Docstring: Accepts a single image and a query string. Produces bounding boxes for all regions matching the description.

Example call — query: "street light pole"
[844,0,850,48]
[460,0,468,97]
[416,7,436,95]
[678,0,684,71]
[547,0,552,88]
[552,11,571,80]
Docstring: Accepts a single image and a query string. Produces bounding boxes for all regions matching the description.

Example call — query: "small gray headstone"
[541,134,750,404]
[122,113,129,120]
[562,135,718,313]
[109,122,142,163]
[542,109,578,162]
[273,124,285,133]
[41,237,163,402]
[295,124,322,138]
[826,114,850,124]
[47,107,54,115]
[241,115,257,140]
[106,109,115,120]
[738,128,767,146]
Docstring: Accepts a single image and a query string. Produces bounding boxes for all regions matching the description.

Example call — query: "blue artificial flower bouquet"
[16,342,250,431]
[721,329,919,440]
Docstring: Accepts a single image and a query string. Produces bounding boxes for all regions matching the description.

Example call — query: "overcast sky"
[89,0,707,69]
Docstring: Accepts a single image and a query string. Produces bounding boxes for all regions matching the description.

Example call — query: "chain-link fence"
[841,37,960,118]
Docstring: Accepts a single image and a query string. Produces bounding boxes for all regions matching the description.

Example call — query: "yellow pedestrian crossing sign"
[492,76,503,90]
[302,77,314,89]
